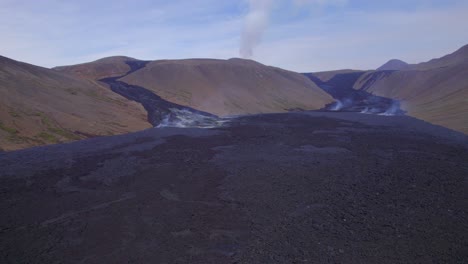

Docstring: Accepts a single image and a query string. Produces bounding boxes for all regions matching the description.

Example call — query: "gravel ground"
[0,112,467,263]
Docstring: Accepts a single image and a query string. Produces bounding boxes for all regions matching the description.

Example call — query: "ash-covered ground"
[0,112,467,263]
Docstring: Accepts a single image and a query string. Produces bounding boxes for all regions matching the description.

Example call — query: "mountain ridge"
[57,57,334,117]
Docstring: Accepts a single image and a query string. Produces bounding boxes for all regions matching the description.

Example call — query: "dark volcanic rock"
[0,112,467,263]
[100,76,219,127]
[100,61,221,128]
[304,72,405,115]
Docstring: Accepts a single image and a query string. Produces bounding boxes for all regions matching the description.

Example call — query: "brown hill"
[0,55,151,151]
[411,44,468,70]
[353,46,468,133]
[117,58,333,116]
[57,57,333,116]
[54,56,139,80]
[377,59,410,71]
[376,45,468,71]
[304,45,468,134]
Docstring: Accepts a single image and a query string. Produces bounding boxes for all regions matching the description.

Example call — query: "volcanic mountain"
[377,59,410,71]
[1,55,333,150]
[305,44,468,134]
[1,47,467,264]
[411,43,468,70]
[56,57,333,116]
[0,55,150,151]
[354,44,468,133]
[303,70,402,115]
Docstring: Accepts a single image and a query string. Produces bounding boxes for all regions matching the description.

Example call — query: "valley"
[304,71,404,115]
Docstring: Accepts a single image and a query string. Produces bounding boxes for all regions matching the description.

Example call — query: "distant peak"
[377,59,409,71]
[387,59,407,63]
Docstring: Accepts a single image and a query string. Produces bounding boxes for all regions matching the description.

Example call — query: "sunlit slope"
[54,56,140,80]
[119,58,333,116]
[354,60,468,133]
[0,55,150,151]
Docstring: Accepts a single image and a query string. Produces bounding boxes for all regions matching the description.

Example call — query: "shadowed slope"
[306,69,364,83]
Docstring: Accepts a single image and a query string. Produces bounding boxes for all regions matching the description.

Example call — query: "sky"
[0,0,467,72]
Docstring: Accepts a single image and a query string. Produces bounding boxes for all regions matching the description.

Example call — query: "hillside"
[0,55,151,151]
[353,45,468,133]
[305,44,468,134]
[375,45,468,72]
[57,57,333,116]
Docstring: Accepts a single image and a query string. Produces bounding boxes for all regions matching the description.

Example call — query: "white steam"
[239,0,348,58]
[330,100,343,111]
[156,108,231,128]
[240,0,273,59]
[379,101,401,116]
[330,98,352,111]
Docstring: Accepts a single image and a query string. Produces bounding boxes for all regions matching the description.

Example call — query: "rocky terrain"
[0,111,467,263]
[304,71,403,115]
[1,45,467,263]
[1,1,466,262]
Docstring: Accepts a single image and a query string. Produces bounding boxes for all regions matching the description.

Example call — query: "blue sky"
[0,0,467,71]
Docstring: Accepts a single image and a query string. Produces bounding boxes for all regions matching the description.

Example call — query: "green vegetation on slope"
[0,121,18,135]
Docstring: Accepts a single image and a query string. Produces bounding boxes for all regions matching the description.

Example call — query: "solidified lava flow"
[99,61,225,128]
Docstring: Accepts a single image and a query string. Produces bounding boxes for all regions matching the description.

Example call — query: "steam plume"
[239,0,347,58]
[240,0,273,59]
